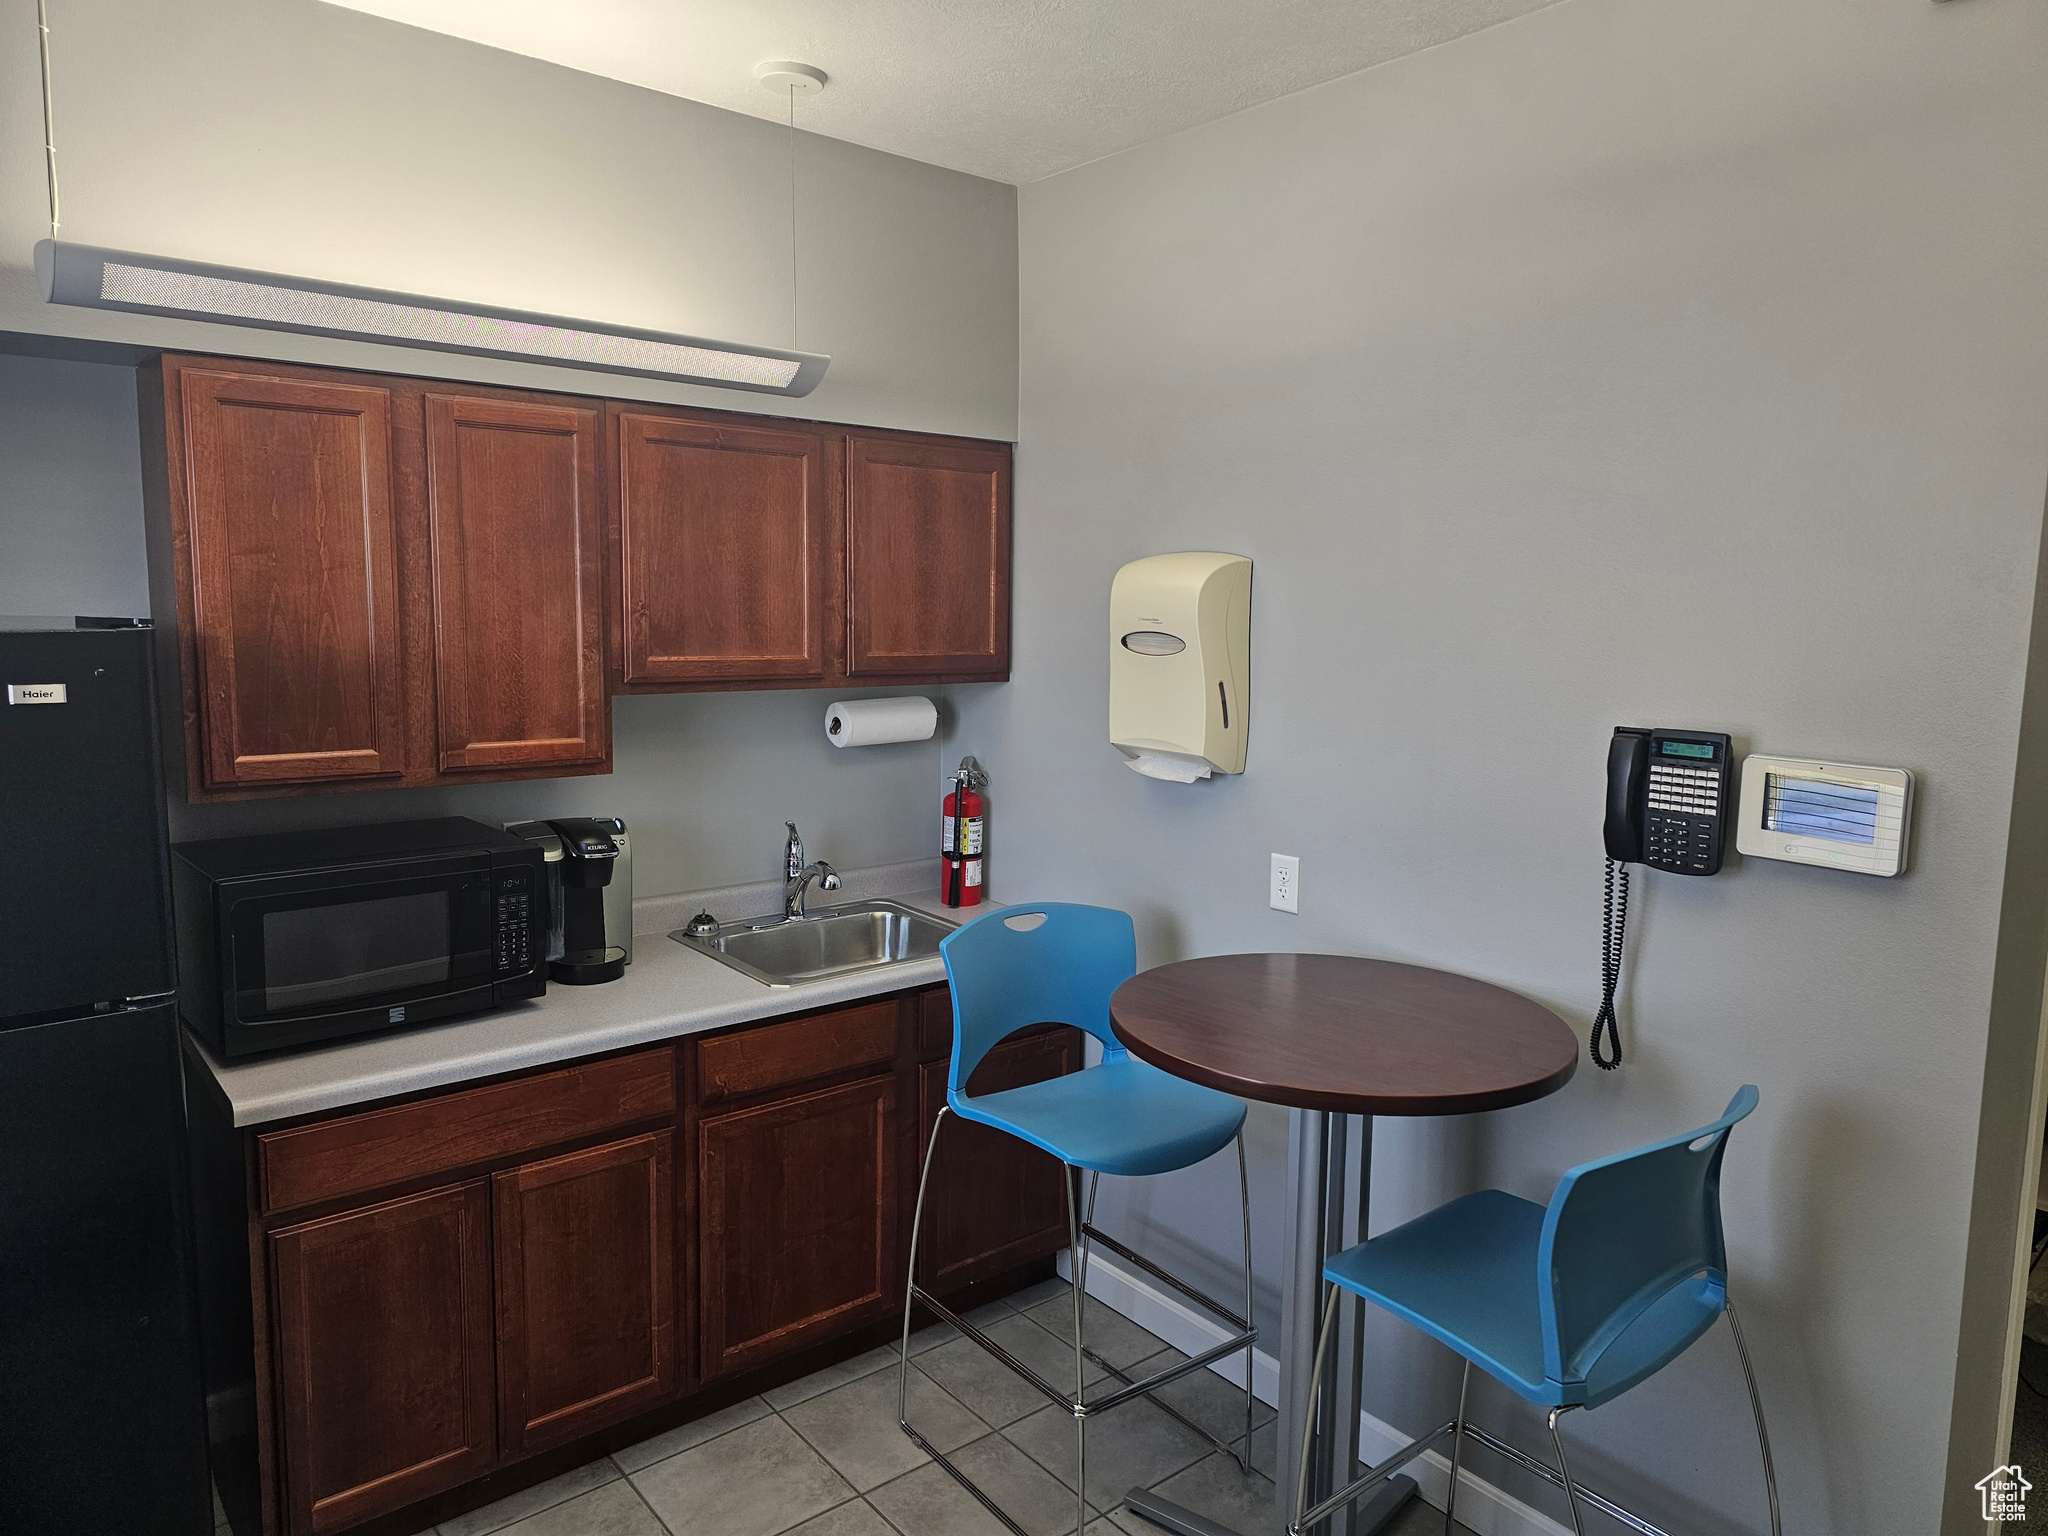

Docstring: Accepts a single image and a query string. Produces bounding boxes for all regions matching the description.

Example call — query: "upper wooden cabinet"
[141,353,1012,799]
[423,393,607,773]
[611,409,830,686]
[846,434,1011,678]
[165,368,407,791]
[141,357,612,800]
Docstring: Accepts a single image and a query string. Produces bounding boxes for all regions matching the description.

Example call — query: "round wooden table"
[1108,953,1578,1536]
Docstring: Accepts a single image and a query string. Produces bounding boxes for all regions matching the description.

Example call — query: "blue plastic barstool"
[1290,1087,1780,1536]
[899,904,1257,1536]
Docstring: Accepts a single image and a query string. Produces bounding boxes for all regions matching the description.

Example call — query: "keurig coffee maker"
[505,817,632,984]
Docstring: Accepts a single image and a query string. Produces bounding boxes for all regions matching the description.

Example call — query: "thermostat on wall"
[1734,756,1914,876]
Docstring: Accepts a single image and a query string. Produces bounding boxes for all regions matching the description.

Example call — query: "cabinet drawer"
[260,1049,675,1214]
[697,1001,898,1102]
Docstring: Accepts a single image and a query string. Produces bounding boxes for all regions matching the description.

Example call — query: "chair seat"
[1324,1188,1727,1409]
[951,1057,1247,1176]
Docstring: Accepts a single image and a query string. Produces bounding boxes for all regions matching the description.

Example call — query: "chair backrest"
[1537,1085,1758,1390]
[938,904,1136,1097]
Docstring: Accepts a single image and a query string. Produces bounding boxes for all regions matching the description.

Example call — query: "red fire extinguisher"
[942,756,988,908]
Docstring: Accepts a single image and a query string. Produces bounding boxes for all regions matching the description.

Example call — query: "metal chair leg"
[1725,1297,1782,1536]
[1236,1129,1255,1475]
[1066,1164,1088,1536]
[1546,1407,1586,1536]
[1444,1358,1470,1536]
[900,1106,949,1430]
[1292,1283,1343,1531]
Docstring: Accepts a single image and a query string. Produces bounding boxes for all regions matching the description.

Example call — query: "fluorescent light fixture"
[34,239,829,397]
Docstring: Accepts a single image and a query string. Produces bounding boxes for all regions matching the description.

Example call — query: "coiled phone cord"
[1592,858,1630,1070]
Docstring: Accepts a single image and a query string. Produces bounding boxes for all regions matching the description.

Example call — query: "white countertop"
[192,867,991,1127]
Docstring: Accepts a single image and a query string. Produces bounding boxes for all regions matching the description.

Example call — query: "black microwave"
[173,817,547,1058]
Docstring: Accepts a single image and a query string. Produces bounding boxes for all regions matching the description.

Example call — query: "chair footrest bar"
[1085,1346,1250,1464]
[910,1284,1078,1414]
[1460,1422,1671,1536]
[901,1416,1035,1536]
[1290,1420,1454,1535]
[1082,1223,1254,1333]
[1082,1330,1258,1416]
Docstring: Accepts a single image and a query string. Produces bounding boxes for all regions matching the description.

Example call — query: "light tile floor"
[395,1276,1475,1536]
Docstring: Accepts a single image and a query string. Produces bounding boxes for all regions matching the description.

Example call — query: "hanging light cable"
[36,0,59,239]
[29,16,830,396]
[757,61,827,354]
[790,82,799,349]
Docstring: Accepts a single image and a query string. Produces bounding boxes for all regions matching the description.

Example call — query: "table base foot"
[1120,1475,1419,1536]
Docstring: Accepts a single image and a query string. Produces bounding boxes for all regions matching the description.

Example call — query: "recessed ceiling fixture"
[27,5,830,396]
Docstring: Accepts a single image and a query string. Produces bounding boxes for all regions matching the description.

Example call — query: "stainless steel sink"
[670,900,955,987]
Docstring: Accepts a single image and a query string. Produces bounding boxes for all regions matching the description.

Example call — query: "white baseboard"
[1055,1246,1570,1536]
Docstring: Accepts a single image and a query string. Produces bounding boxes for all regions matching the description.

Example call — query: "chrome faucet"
[783,821,840,920]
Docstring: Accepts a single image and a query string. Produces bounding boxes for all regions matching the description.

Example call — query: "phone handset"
[1596,726,1734,1070]
[1595,729,1651,1070]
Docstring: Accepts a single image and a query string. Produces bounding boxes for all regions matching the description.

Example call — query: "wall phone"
[1595,727,1734,1069]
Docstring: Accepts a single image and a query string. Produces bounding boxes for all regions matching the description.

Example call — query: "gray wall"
[0,350,940,899]
[0,0,1016,440]
[949,0,2048,1531]
[0,353,147,617]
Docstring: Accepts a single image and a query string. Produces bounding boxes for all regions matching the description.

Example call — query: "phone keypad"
[1644,762,1722,874]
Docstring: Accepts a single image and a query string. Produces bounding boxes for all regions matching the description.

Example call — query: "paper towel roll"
[1124,752,1213,782]
[825,696,938,748]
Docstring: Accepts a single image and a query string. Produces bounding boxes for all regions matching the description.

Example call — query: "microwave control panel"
[494,870,534,975]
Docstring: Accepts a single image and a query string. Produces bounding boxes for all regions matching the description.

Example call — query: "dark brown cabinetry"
[611,408,832,686]
[143,353,1011,800]
[269,1182,495,1534]
[698,1076,896,1377]
[141,357,613,800]
[193,980,1069,1536]
[493,1132,676,1455]
[847,433,1012,678]
[423,393,607,774]
[161,368,407,792]
[916,1029,1082,1291]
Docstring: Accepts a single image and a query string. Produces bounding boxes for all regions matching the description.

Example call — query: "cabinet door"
[177,369,405,788]
[846,434,1010,678]
[614,411,829,684]
[424,393,608,772]
[493,1132,677,1456]
[699,1076,894,1377]
[917,1029,1082,1292]
[269,1183,493,1534]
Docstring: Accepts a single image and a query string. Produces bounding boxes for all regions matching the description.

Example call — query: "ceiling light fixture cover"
[34,239,830,397]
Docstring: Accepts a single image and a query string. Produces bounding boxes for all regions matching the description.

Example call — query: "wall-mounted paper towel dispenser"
[1110,552,1251,781]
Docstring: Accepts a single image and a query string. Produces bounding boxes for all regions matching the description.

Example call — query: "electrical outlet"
[1270,853,1299,914]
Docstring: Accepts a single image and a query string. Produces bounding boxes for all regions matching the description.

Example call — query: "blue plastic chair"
[1291,1087,1779,1536]
[898,905,1255,1536]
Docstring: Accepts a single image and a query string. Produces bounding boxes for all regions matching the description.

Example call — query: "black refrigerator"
[0,618,210,1533]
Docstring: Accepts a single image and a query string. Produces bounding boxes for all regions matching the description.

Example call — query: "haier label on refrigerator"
[6,683,67,704]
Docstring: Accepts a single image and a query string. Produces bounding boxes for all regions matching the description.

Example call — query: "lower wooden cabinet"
[269,1183,496,1534]
[196,985,1074,1536]
[493,1132,676,1456]
[698,1075,896,1378]
[916,1028,1082,1291]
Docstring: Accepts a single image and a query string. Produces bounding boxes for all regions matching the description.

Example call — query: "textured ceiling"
[318,0,1561,183]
